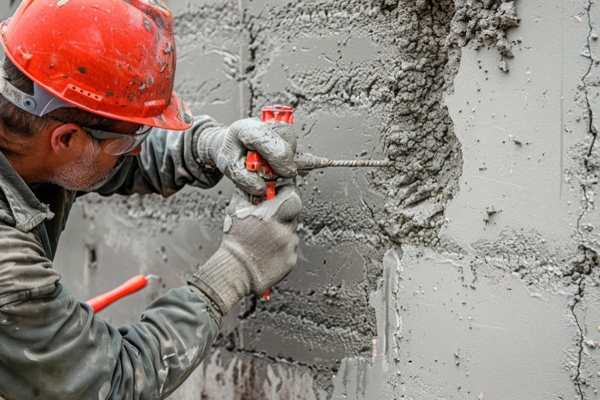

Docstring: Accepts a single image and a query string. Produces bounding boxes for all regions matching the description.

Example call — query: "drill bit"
[328,159,391,167]
[295,153,391,172]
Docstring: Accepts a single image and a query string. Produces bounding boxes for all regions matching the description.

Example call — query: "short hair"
[0,57,122,152]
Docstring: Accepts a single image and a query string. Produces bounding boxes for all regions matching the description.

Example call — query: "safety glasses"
[82,125,153,156]
[47,116,153,156]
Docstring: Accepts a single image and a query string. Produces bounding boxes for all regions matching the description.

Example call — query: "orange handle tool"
[86,274,149,313]
[246,105,294,300]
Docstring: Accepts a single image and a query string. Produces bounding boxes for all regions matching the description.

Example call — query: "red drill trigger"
[265,181,276,200]
[246,152,278,202]
[246,152,277,179]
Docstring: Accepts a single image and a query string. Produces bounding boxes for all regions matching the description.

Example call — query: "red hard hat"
[0,0,193,130]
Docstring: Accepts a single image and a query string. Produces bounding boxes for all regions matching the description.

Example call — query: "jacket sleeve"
[94,116,224,197]
[0,224,221,400]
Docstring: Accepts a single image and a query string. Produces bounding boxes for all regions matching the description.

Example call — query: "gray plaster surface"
[2,0,600,398]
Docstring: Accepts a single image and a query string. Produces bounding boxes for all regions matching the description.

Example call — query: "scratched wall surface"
[2,0,600,398]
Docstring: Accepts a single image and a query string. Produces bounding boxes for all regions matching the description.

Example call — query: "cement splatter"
[239,0,518,251]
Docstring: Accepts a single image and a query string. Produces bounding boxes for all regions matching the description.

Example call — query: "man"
[0,1,302,399]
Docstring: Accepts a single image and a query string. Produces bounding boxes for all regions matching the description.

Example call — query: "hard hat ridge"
[125,0,171,14]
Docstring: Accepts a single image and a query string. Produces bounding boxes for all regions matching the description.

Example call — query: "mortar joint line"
[571,279,586,400]
[232,347,316,370]
[578,0,597,241]
[241,9,259,118]
[572,4,595,398]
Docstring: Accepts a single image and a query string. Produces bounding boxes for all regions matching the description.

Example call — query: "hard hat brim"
[81,89,195,131]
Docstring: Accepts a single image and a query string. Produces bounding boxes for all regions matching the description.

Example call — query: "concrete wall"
[3,0,600,398]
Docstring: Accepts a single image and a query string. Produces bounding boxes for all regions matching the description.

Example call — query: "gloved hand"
[188,183,303,315]
[196,118,298,195]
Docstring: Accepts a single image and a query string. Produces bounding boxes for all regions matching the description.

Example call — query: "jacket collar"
[0,151,54,232]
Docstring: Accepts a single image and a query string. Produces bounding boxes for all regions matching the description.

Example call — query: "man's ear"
[50,123,85,155]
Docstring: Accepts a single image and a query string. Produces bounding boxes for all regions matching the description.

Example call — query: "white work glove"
[196,118,298,195]
[188,183,303,315]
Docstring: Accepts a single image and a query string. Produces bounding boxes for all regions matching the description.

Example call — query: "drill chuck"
[295,154,330,171]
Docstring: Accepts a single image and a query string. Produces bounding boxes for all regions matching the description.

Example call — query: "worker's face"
[50,122,143,192]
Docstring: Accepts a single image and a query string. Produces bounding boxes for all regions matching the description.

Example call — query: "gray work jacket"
[0,117,224,400]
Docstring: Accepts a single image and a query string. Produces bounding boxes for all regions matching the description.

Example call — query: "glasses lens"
[102,126,152,156]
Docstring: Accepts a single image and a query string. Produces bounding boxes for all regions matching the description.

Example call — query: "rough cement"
[2,0,600,398]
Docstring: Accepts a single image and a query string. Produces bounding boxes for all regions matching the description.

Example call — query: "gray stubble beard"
[51,140,117,192]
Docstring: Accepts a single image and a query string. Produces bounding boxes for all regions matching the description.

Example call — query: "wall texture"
[2,0,600,399]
